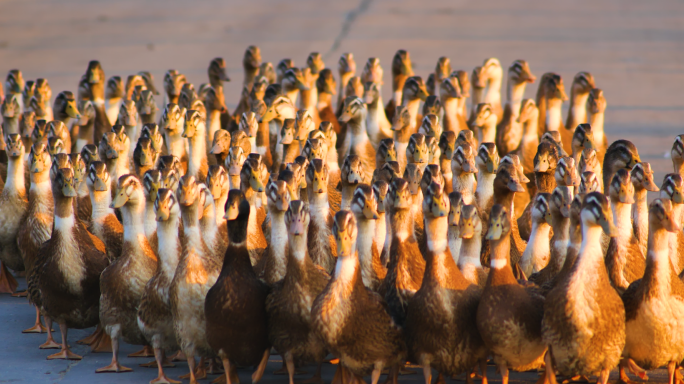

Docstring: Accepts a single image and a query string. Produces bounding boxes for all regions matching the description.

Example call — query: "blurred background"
[0,0,682,180]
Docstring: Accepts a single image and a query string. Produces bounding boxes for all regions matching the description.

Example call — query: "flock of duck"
[0,46,683,384]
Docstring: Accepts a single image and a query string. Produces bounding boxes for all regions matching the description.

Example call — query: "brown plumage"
[266,201,330,384]
[312,211,406,382]
[518,141,558,241]
[86,161,122,261]
[205,190,271,384]
[305,159,337,273]
[351,184,387,291]
[542,192,625,383]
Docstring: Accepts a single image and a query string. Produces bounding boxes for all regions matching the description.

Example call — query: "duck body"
[0,141,28,274]
[542,193,625,380]
[205,197,270,374]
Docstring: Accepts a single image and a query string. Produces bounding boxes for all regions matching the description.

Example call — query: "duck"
[162,70,186,106]
[140,170,163,244]
[262,95,296,166]
[518,141,559,241]
[0,133,28,294]
[74,100,96,151]
[385,50,413,122]
[379,178,426,327]
[199,181,228,262]
[28,81,53,122]
[579,149,603,192]
[170,175,220,383]
[426,57,452,96]
[339,154,365,211]
[496,60,536,156]
[618,198,684,384]
[541,74,572,153]
[570,123,596,175]
[5,69,25,112]
[555,156,580,197]
[472,103,497,145]
[542,192,625,384]
[671,134,684,176]
[97,175,157,372]
[304,159,337,273]
[47,120,72,156]
[629,162,659,256]
[520,193,552,277]
[405,181,487,384]
[105,76,124,125]
[528,186,572,288]
[315,68,340,133]
[480,162,528,275]
[160,103,188,171]
[437,131,456,193]
[312,210,406,384]
[137,188,182,384]
[281,67,308,107]
[99,130,129,196]
[474,142,498,217]
[239,157,268,267]
[17,141,53,322]
[451,142,478,205]
[661,173,684,275]
[337,97,375,180]
[457,204,488,287]
[335,53,356,116]
[257,179,292,285]
[182,109,208,183]
[579,171,601,195]
[203,88,228,159]
[69,153,92,224]
[446,191,464,264]
[418,114,442,141]
[300,54,325,126]
[391,105,414,172]
[565,72,595,132]
[210,128,231,166]
[136,89,158,128]
[19,110,36,151]
[36,167,109,360]
[406,133,429,173]
[587,88,608,163]
[204,190,271,384]
[477,204,547,383]
[86,161,122,262]
[266,200,330,384]
[602,139,641,197]
[133,136,157,180]
[363,80,393,146]
[2,93,21,136]
[512,99,539,177]
[350,184,386,292]
[400,76,428,130]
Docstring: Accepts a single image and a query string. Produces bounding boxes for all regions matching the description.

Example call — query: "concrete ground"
[0,0,682,382]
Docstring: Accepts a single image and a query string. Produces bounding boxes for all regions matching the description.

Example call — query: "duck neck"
[588,109,605,144]
[521,115,539,143]
[669,203,684,272]
[535,170,557,193]
[157,214,182,278]
[5,156,25,196]
[308,192,330,224]
[188,123,207,178]
[403,98,421,128]
[366,93,391,135]
[200,203,218,248]
[507,80,527,116]
[284,86,299,106]
[374,211,386,256]
[471,87,484,116]
[569,92,590,127]
[340,185,356,211]
[484,73,502,107]
[392,75,408,105]
[244,68,258,89]
[338,72,353,107]
[646,225,672,292]
[269,209,288,260]
[207,110,222,149]
[77,120,95,148]
[348,116,370,154]
[356,217,376,282]
[90,190,114,222]
[425,215,448,254]
[488,233,516,285]
[390,207,414,242]
[300,84,318,111]
[611,200,634,244]
[216,192,228,227]
[632,188,649,252]
[288,229,309,267]
[480,116,497,143]
[121,197,146,244]
[575,225,607,279]
[452,172,475,205]
[458,232,482,270]
[318,92,333,110]
[550,213,571,270]
[106,98,122,124]
[442,97,459,131]
[476,170,496,207]
[522,219,551,275]
[545,98,563,131]
[3,116,19,134]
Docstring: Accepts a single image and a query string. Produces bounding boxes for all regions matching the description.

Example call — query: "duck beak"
[583,138,595,151]
[620,189,635,205]
[460,220,475,239]
[210,144,224,154]
[65,101,81,119]
[224,204,239,220]
[312,177,325,194]
[363,93,374,104]
[94,178,108,192]
[250,174,264,193]
[106,148,119,159]
[347,172,362,185]
[645,179,659,192]
[336,234,353,257]
[394,195,410,209]
[560,206,570,218]
[296,79,310,91]
[377,200,386,213]
[219,70,230,82]
[62,184,77,198]
[338,112,352,123]
[666,216,680,233]
[484,222,503,240]
[534,161,549,173]
[486,160,497,174]
[290,219,306,236]
[507,179,526,192]
[156,208,170,222]
[363,204,379,220]
[111,191,128,208]
[599,216,617,237]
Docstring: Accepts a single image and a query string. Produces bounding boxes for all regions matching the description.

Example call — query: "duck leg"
[77,324,112,353]
[496,360,509,384]
[0,261,18,294]
[480,359,489,384]
[23,306,48,333]
[618,358,648,384]
[11,290,28,297]
[285,351,296,384]
[251,348,270,384]
[95,329,132,372]
[371,362,385,384]
[181,356,208,381]
[597,369,610,384]
[668,362,678,384]
[218,356,240,384]
[129,345,155,358]
[140,348,175,368]
[183,354,200,384]
[170,350,187,361]
[544,350,558,384]
[420,363,431,384]
[300,363,324,384]
[46,323,82,360]
[39,317,61,349]
[149,348,180,384]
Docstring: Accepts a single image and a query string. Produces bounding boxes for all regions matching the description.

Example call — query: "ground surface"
[0,0,682,383]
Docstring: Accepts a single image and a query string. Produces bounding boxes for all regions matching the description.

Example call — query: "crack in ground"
[323,0,373,60]
[56,359,81,382]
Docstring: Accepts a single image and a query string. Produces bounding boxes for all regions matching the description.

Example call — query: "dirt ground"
[0,0,682,382]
